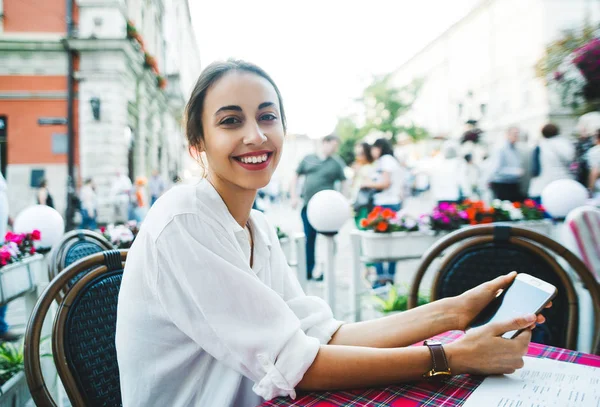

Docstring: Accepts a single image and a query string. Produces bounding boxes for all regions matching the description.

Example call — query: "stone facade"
[392,0,600,147]
[0,0,200,222]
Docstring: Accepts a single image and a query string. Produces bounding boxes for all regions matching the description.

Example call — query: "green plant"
[0,342,24,386]
[276,227,288,240]
[371,284,429,313]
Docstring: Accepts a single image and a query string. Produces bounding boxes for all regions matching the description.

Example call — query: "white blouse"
[115,180,343,407]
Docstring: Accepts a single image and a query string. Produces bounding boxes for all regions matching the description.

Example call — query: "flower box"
[0,371,30,407]
[461,220,554,236]
[359,230,441,260]
[0,254,43,305]
[514,220,554,236]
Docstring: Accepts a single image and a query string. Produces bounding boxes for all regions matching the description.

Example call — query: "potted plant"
[99,222,139,249]
[358,206,438,259]
[371,284,429,316]
[0,342,30,406]
[494,199,553,235]
[0,231,43,304]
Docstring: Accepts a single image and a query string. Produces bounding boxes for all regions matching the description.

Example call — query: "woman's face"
[200,71,284,191]
[371,146,382,160]
[354,145,365,163]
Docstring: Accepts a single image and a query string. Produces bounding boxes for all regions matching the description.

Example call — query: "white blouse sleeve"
[265,218,344,345]
[153,215,321,401]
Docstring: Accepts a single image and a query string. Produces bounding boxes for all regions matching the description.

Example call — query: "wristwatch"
[423,340,452,379]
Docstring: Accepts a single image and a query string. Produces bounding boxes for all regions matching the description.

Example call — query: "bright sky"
[189,0,480,138]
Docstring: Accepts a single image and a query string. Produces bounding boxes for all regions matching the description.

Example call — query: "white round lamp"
[306,190,351,317]
[13,205,65,249]
[541,180,588,219]
[307,190,352,235]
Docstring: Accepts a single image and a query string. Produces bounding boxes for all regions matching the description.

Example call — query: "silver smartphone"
[468,273,557,339]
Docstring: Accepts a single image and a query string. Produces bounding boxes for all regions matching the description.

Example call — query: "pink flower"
[10,234,24,245]
[0,250,11,264]
[31,230,41,241]
[29,247,36,255]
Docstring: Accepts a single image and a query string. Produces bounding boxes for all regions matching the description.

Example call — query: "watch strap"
[423,340,451,378]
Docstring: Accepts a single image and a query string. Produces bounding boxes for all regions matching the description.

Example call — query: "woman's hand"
[452,272,549,331]
[445,314,536,375]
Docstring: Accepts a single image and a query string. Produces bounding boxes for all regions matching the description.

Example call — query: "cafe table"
[260,330,600,407]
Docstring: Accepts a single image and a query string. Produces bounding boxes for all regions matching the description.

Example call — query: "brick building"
[0,0,200,222]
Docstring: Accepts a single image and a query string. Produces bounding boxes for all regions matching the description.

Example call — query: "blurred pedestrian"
[110,171,133,223]
[351,142,374,226]
[361,138,404,288]
[133,176,148,222]
[36,178,54,208]
[573,112,600,187]
[149,169,166,206]
[488,126,525,202]
[459,153,480,200]
[290,135,346,281]
[586,129,600,198]
[79,178,98,230]
[528,124,575,203]
[429,142,463,205]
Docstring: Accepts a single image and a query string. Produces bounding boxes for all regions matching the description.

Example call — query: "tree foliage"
[336,75,428,165]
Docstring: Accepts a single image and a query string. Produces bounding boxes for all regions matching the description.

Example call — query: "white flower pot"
[0,254,43,305]
[486,220,554,236]
[0,371,30,407]
[359,230,441,260]
[516,220,554,236]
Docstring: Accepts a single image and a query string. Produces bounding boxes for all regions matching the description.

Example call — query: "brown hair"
[541,123,559,139]
[184,60,287,153]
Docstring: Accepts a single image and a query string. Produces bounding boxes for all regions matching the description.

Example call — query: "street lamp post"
[306,190,351,317]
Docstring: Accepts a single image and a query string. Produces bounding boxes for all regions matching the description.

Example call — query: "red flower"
[381,208,395,219]
[524,199,535,208]
[100,226,106,233]
[513,202,522,208]
[31,230,41,241]
[359,219,369,228]
[29,247,36,255]
[376,222,388,232]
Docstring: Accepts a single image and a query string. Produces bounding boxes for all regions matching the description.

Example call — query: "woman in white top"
[361,138,403,287]
[116,60,549,407]
[528,124,575,201]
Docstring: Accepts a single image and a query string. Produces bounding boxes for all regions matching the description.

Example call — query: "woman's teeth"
[239,154,268,164]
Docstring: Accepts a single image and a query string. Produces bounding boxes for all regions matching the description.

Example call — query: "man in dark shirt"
[290,135,346,280]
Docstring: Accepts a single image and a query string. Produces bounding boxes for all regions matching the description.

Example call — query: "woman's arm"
[299,315,536,390]
[328,273,547,350]
[329,297,459,348]
[362,171,391,190]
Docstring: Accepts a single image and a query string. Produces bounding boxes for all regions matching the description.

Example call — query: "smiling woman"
[115,60,550,407]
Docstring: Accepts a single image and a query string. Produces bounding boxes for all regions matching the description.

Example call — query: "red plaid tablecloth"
[260,331,600,407]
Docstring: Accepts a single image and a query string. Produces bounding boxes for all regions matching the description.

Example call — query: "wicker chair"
[48,230,113,301]
[408,225,600,353]
[25,250,126,407]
